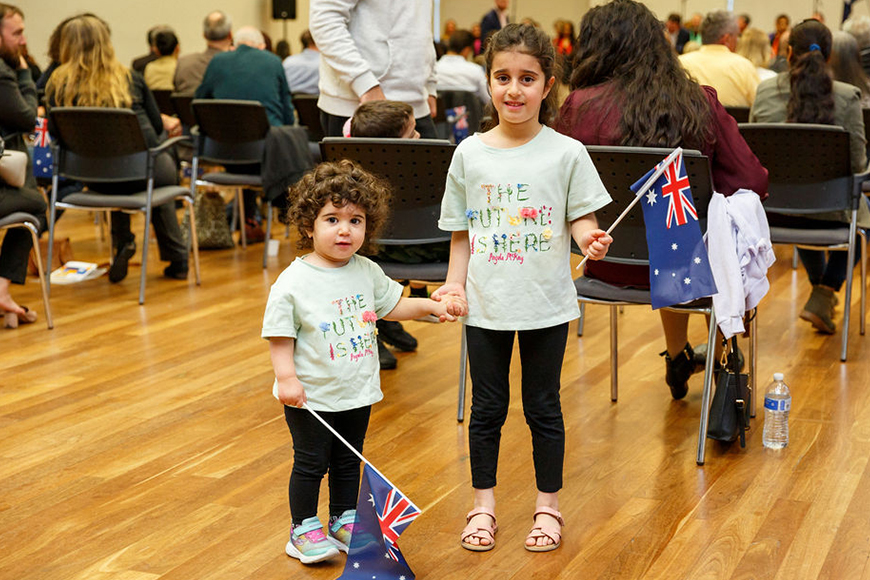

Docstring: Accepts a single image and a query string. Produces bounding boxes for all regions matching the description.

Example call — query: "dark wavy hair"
[568,0,712,149]
[482,23,559,128]
[786,19,835,124]
[288,160,392,255]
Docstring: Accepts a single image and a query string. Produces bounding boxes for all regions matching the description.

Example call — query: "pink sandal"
[525,506,563,552]
[460,507,497,552]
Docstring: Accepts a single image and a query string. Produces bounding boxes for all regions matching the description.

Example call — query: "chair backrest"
[151,90,175,116]
[738,123,854,214]
[291,94,324,142]
[584,146,713,264]
[171,94,196,128]
[320,137,455,244]
[191,99,270,164]
[49,107,150,182]
[439,89,484,136]
[724,106,750,124]
[862,108,870,159]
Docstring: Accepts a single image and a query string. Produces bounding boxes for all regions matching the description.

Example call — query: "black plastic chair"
[291,94,324,142]
[574,146,757,465]
[171,94,196,129]
[47,107,201,304]
[318,137,472,419]
[190,99,272,265]
[739,123,868,361]
[0,212,53,328]
[724,106,750,124]
[435,90,484,142]
[151,90,175,116]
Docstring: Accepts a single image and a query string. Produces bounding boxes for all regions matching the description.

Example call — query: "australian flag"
[30,117,52,179]
[630,150,717,309]
[337,464,421,580]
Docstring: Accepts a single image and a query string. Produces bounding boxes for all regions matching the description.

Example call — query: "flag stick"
[576,147,683,271]
[302,402,410,498]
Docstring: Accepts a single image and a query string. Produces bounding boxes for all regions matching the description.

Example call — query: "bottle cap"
[773,372,784,381]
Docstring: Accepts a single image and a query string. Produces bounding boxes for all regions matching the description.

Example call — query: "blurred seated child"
[349,101,451,369]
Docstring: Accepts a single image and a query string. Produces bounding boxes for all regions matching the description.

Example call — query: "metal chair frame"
[47,107,201,305]
[0,212,53,328]
[575,146,757,465]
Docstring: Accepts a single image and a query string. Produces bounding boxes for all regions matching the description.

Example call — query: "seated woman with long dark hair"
[45,14,188,283]
[554,0,768,399]
[750,19,868,334]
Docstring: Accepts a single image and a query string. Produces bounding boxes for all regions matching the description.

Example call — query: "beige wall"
[20,0,870,72]
[21,0,311,70]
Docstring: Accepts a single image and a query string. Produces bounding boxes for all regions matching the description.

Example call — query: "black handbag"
[706,337,751,447]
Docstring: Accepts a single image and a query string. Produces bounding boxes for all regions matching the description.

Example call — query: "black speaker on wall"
[273,0,296,19]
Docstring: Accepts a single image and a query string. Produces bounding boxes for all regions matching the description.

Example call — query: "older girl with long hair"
[45,14,188,283]
[555,0,768,399]
[750,19,868,334]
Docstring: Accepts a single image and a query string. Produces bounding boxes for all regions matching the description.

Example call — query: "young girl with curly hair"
[262,160,464,565]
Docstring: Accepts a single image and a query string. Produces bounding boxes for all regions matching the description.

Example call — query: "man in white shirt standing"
[310,0,438,140]
[282,29,320,95]
[435,29,489,106]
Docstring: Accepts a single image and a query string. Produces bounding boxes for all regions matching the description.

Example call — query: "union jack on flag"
[661,154,698,228]
[338,463,421,580]
[33,117,50,147]
[630,150,717,309]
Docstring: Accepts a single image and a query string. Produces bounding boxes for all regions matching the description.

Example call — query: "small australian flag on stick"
[630,150,717,309]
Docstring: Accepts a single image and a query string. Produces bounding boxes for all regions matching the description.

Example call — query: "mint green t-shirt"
[262,255,403,411]
[438,126,612,330]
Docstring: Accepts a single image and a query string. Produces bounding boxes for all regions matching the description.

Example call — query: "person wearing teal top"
[195,26,295,126]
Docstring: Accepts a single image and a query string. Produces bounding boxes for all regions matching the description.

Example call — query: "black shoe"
[108,240,136,283]
[376,319,418,352]
[163,260,189,280]
[378,339,397,370]
[660,343,696,400]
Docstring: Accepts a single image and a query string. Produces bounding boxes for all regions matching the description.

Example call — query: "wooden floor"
[2,209,870,580]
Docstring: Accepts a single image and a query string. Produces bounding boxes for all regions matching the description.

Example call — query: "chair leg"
[23,222,53,329]
[187,198,201,285]
[237,188,247,248]
[860,231,866,336]
[750,308,757,418]
[609,304,618,402]
[577,302,585,336]
[262,201,272,268]
[841,221,858,361]
[457,323,468,422]
[139,205,154,305]
[696,308,718,465]
[792,246,799,269]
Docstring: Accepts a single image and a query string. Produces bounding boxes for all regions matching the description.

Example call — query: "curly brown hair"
[287,160,392,255]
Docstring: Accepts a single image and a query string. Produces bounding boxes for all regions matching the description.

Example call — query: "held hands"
[431,283,468,320]
[276,376,307,408]
[580,229,613,261]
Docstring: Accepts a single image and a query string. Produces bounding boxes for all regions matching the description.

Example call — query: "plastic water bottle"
[762,373,791,449]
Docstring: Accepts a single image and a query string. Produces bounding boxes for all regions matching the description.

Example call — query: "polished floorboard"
[1,210,869,580]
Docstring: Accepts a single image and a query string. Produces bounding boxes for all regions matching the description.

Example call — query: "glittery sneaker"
[286,517,340,564]
[327,510,357,552]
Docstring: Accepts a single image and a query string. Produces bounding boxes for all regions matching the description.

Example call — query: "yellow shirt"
[679,45,760,107]
[143,56,177,91]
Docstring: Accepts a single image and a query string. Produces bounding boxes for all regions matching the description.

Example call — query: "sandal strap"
[533,506,564,527]
[527,525,561,544]
[465,507,497,526]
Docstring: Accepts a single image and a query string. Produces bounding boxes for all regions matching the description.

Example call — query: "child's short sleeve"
[366,258,404,318]
[438,146,469,231]
[262,277,299,339]
[565,144,612,222]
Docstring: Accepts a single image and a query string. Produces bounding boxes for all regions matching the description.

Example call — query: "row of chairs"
[323,125,867,465]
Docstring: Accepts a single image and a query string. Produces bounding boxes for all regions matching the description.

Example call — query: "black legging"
[284,404,371,524]
[0,182,46,284]
[466,323,569,493]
